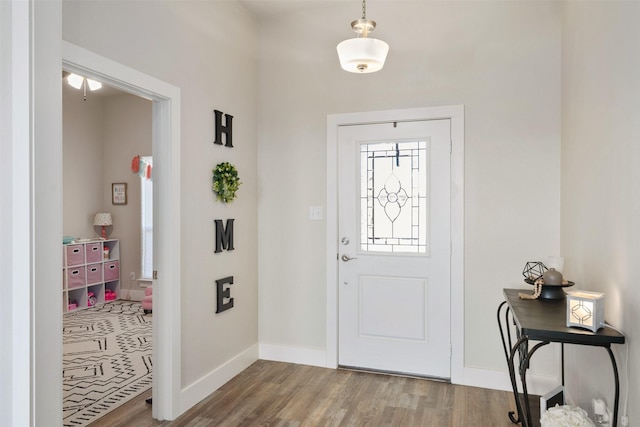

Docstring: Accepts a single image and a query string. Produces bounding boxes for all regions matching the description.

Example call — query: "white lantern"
[566,290,605,332]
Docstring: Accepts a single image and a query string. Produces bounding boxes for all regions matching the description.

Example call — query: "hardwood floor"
[89,360,536,426]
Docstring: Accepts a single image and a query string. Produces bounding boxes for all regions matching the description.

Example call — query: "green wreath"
[212,162,242,203]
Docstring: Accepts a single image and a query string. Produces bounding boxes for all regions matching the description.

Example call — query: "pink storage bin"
[86,263,102,284]
[67,267,86,289]
[85,242,102,263]
[104,261,120,282]
[65,244,84,266]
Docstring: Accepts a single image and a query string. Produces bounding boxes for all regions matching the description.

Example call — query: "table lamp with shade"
[94,213,112,239]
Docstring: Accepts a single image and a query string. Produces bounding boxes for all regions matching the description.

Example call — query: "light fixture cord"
[361,0,366,19]
[83,79,87,101]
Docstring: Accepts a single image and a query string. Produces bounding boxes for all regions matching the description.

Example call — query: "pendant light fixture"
[66,73,102,101]
[336,0,389,73]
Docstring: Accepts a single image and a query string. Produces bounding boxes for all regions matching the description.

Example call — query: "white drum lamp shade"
[337,37,389,73]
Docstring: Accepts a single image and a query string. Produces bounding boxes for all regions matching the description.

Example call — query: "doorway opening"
[62,41,182,421]
[61,76,154,425]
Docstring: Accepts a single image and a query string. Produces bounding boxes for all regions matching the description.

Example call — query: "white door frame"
[326,106,465,384]
[62,41,182,420]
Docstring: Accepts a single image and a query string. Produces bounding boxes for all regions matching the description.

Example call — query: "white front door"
[338,119,451,379]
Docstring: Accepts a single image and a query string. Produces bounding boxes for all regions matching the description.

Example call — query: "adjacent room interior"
[61,77,154,426]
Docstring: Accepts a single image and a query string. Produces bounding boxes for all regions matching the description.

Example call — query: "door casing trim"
[326,106,465,383]
[62,41,182,420]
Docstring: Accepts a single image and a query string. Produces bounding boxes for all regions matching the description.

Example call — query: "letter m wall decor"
[214,219,235,253]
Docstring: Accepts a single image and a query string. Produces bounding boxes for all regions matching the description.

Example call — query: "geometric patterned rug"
[62,301,152,427]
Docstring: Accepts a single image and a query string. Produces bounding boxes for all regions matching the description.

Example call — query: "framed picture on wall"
[112,183,127,205]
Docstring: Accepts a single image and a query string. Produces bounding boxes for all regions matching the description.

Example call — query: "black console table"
[497,288,625,427]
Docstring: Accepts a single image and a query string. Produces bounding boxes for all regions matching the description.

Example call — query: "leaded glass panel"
[360,140,429,254]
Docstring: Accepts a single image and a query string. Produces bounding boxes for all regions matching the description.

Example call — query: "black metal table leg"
[498,302,511,364]
[498,301,524,425]
[508,335,528,425]
[561,343,565,386]
[522,341,550,427]
[605,347,620,427]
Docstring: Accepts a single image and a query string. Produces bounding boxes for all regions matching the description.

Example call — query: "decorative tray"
[524,279,575,300]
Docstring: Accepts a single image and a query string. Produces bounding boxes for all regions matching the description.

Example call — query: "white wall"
[63,83,104,237]
[63,0,259,402]
[102,92,152,295]
[257,0,562,384]
[561,1,640,422]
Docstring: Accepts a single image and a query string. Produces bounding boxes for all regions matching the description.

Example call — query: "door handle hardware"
[341,254,358,262]
[341,237,350,245]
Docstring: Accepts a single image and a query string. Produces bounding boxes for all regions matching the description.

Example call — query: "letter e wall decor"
[215,276,234,313]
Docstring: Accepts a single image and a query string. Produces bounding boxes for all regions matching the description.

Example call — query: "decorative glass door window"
[360,140,429,253]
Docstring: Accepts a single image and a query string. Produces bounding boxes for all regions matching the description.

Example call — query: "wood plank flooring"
[88,360,537,426]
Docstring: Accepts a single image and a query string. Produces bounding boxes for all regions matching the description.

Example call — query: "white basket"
[541,405,595,427]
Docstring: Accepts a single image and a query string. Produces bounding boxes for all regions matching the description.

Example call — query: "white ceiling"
[239,0,350,17]
[64,0,373,94]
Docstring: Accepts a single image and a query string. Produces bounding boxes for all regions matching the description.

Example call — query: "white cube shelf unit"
[63,239,120,312]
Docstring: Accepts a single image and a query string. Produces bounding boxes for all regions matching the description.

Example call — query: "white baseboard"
[120,289,145,301]
[456,366,514,391]
[257,345,559,396]
[179,344,259,414]
[259,343,328,368]
[459,366,560,396]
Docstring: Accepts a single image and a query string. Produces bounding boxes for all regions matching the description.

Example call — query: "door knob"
[341,254,358,262]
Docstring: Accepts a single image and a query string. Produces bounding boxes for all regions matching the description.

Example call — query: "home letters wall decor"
[213,108,237,313]
[213,109,233,147]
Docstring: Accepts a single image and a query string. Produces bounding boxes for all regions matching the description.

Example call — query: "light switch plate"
[309,206,323,220]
